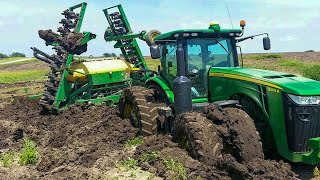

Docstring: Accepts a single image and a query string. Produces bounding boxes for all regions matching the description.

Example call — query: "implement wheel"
[119,86,161,135]
[146,29,161,46]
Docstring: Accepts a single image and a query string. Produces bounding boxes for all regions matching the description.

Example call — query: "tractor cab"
[152,24,242,99]
[150,22,271,102]
[160,35,239,98]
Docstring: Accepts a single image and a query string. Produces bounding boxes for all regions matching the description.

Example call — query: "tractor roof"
[154,28,242,41]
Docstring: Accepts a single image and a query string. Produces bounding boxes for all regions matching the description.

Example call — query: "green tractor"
[32,3,320,165]
[114,11,320,165]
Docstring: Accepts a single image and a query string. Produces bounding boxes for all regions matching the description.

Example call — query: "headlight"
[288,94,320,105]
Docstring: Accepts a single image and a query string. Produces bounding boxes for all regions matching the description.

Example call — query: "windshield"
[187,38,235,71]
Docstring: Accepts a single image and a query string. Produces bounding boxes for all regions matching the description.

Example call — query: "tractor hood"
[209,67,320,96]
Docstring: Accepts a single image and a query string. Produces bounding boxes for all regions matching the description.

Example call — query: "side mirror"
[263,37,271,50]
[150,45,161,59]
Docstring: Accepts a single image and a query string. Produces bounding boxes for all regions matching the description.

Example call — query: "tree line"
[0,52,124,59]
[103,53,124,58]
[0,52,26,59]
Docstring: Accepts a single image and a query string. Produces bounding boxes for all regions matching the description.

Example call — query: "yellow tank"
[67,59,137,83]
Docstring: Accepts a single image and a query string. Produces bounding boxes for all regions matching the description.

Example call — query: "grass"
[303,65,320,81]
[118,157,138,170]
[248,54,282,60]
[0,151,14,167]
[140,151,159,163]
[124,137,144,149]
[145,58,160,71]
[244,55,320,81]
[163,158,187,180]
[278,59,303,67]
[19,138,39,165]
[0,69,49,84]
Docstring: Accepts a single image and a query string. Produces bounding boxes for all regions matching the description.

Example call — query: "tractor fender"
[230,93,269,123]
[146,77,174,103]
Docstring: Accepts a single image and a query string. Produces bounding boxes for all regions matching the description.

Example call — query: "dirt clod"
[38,29,87,55]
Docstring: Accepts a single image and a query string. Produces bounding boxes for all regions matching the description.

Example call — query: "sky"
[0,0,319,57]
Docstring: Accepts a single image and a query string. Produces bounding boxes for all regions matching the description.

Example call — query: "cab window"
[161,43,177,79]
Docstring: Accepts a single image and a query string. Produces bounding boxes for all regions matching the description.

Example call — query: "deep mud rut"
[0,97,306,179]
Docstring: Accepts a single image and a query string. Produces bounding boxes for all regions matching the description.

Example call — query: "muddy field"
[0,96,305,179]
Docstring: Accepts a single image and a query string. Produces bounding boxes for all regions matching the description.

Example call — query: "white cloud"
[0,0,319,56]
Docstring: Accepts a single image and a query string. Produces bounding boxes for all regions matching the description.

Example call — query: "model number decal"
[267,87,280,93]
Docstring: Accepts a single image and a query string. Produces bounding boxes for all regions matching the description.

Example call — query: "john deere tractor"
[32,3,320,165]
[106,6,320,165]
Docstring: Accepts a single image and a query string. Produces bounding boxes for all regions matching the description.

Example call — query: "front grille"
[283,94,320,153]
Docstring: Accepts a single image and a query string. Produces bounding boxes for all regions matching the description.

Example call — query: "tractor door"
[159,43,177,88]
[186,38,236,99]
[186,42,208,98]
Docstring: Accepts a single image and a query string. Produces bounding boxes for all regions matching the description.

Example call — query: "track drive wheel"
[118,86,161,135]
[173,112,222,164]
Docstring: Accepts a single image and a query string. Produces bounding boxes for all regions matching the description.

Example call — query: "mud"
[0,97,138,179]
[203,105,264,162]
[38,30,87,55]
[134,135,229,179]
[135,135,298,180]
[0,97,304,179]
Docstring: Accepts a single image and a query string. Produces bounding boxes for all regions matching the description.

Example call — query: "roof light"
[209,21,221,31]
[240,20,246,28]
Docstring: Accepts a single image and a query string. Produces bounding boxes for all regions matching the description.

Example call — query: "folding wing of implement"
[31,3,136,111]
[103,5,147,70]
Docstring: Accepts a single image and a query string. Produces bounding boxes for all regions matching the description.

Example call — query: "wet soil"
[132,105,298,180]
[0,82,44,103]
[39,30,87,55]
[0,97,308,179]
[0,97,138,179]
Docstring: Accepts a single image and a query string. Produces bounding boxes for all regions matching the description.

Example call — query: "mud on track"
[0,97,298,179]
